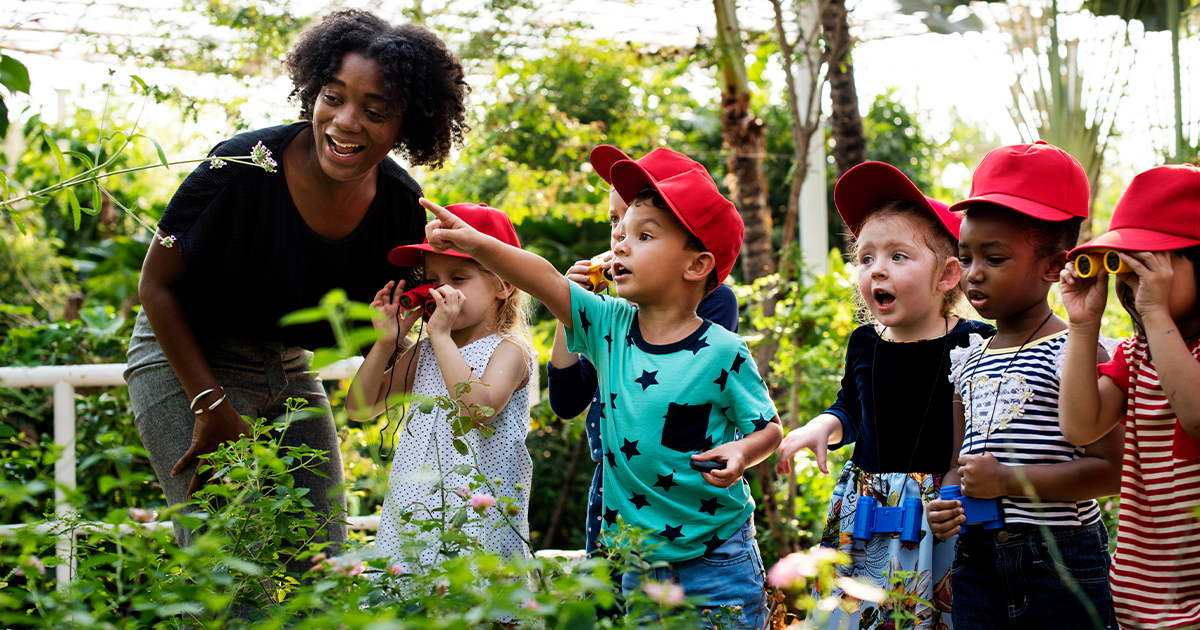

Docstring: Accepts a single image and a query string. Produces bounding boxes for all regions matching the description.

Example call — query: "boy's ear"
[1044,250,1069,283]
[684,251,717,284]
[934,256,962,293]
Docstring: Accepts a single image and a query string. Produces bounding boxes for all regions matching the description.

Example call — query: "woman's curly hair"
[285,10,469,168]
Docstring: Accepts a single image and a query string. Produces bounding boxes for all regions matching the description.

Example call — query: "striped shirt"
[1099,335,1200,629]
[949,331,1102,526]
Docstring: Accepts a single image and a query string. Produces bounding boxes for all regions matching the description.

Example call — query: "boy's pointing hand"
[421,197,480,255]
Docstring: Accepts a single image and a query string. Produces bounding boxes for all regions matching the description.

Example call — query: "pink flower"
[469,494,496,514]
[128,507,156,523]
[521,599,540,611]
[345,561,365,578]
[311,553,327,564]
[835,577,888,603]
[17,557,46,576]
[642,581,685,607]
[768,546,845,589]
[387,564,406,577]
[454,487,471,500]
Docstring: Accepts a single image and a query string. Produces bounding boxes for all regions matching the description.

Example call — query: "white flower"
[835,577,888,603]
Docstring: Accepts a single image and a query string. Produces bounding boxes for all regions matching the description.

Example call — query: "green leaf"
[91,183,102,215]
[98,475,118,494]
[64,150,95,169]
[0,55,31,94]
[0,171,8,201]
[278,306,327,326]
[452,438,469,456]
[0,96,8,139]
[147,135,169,168]
[452,464,473,476]
[130,75,148,93]
[7,208,26,233]
[310,348,345,370]
[65,187,82,229]
[44,132,68,183]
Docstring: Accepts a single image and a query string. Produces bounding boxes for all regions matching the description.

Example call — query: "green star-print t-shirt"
[565,281,778,562]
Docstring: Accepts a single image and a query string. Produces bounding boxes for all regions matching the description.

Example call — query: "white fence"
[0,359,369,588]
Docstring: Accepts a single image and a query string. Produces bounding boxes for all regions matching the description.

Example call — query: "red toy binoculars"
[397,282,442,317]
[1072,250,1131,278]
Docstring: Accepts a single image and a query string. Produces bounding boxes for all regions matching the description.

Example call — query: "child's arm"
[347,281,422,421]
[1059,264,1128,445]
[957,424,1123,501]
[1124,251,1200,436]
[928,397,966,540]
[424,286,528,421]
[693,416,783,488]
[775,414,844,475]
[423,198,573,326]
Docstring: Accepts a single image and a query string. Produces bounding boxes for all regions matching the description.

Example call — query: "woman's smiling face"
[311,52,405,183]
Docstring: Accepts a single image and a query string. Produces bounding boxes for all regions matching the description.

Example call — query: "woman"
[125,9,468,558]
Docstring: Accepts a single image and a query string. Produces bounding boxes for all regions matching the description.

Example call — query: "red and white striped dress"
[1098,336,1200,629]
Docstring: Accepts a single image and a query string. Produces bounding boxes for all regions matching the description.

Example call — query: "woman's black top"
[825,319,995,475]
[156,122,425,350]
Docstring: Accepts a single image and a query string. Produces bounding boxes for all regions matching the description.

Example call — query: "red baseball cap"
[835,161,960,238]
[948,141,1089,221]
[1071,164,1200,257]
[590,145,718,195]
[607,150,744,286]
[387,203,521,267]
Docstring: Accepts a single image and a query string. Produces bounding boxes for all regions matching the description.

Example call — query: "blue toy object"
[852,496,923,544]
[939,485,1004,530]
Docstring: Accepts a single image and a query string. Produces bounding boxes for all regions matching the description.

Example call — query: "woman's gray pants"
[124,310,347,559]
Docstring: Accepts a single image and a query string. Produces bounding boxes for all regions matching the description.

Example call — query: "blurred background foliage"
[0,0,1172,566]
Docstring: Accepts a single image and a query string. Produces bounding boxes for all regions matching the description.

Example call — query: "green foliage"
[0,51,30,139]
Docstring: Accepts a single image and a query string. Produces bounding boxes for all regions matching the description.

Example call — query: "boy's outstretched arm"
[422,198,574,326]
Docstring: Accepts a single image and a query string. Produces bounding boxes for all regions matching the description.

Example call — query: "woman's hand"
[1121,251,1176,319]
[172,399,251,499]
[926,498,965,540]
[958,452,1012,499]
[1060,259,1109,329]
[425,285,464,339]
[371,280,421,348]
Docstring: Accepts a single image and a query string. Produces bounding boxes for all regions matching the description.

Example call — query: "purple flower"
[250,141,277,173]
[208,157,227,169]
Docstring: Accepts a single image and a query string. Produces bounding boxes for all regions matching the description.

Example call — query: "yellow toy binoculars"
[586,252,614,292]
[1073,250,1131,278]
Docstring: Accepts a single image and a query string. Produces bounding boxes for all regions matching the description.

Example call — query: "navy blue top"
[547,282,740,462]
[826,319,994,475]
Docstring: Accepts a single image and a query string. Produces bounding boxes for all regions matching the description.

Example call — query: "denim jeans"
[621,518,768,629]
[952,519,1117,630]
[124,310,347,571]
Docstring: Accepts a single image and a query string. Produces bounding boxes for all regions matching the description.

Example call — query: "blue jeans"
[621,519,768,629]
[952,519,1117,630]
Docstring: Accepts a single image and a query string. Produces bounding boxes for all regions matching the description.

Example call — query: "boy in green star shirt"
[419,149,781,629]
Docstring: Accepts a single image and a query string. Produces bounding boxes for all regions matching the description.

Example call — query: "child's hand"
[691,446,747,489]
[425,285,464,339]
[422,198,483,255]
[1059,259,1109,328]
[926,499,965,541]
[1121,251,1177,319]
[958,453,1011,499]
[565,254,613,292]
[776,424,829,475]
[371,281,421,347]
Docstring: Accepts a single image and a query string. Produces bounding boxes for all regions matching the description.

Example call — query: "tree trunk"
[822,0,865,180]
[713,0,776,283]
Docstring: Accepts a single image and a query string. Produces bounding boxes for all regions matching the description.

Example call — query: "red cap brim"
[589,145,633,185]
[1070,227,1200,259]
[948,192,1080,222]
[835,162,960,238]
[387,242,472,267]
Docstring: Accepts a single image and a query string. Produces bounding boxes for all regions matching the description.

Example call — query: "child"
[547,145,740,560]
[926,142,1121,629]
[776,161,990,630]
[420,150,782,629]
[348,203,535,569]
[1059,164,1200,629]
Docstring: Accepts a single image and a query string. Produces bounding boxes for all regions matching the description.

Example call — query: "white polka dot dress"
[374,335,533,568]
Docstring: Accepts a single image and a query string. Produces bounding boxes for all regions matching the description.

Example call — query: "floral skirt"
[814,460,954,630]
